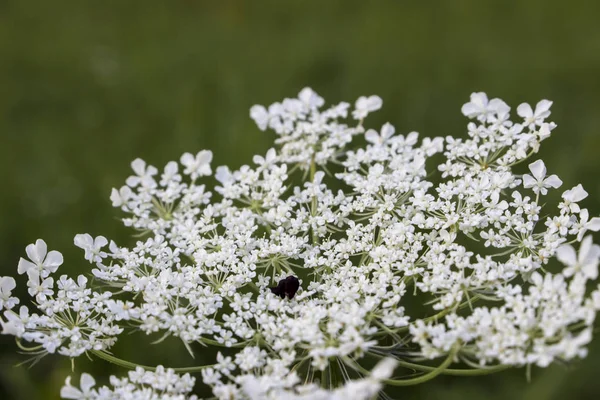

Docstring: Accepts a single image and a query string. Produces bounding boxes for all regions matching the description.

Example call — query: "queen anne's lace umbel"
[2,89,600,399]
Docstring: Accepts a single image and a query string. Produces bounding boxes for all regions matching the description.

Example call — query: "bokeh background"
[1,1,600,399]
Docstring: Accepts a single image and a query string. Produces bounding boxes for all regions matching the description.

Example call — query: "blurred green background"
[2,0,600,399]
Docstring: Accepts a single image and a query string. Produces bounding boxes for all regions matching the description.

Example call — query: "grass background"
[1,0,600,398]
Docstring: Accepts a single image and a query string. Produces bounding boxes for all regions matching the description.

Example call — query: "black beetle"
[270,276,300,299]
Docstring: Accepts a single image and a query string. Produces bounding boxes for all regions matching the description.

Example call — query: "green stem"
[321,363,329,388]
[310,154,317,182]
[395,295,482,334]
[383,345,459,386]
[199,337,249,348]
[345,346,459,386]
[368,351,510,376]
[246,281,261,294]
[15,338,44,352]
[92,350,215,373]
[309,154,318,245]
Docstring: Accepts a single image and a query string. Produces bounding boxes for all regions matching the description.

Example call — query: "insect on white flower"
[2,89,600,400]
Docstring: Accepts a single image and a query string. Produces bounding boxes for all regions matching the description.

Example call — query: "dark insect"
[270,276,300,299]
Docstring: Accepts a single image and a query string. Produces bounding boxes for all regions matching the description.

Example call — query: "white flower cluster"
[235,357,397,400]
[61,366,197,400]
[2,238,120,357]
[60,358,396,400]
[2,88,600,399]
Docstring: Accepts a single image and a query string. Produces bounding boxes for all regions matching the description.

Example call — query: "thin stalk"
[369,350,510,376]
[383,345,458,386]
[344,346,459,386]
[92,350,215,373]
[309,154,318,245]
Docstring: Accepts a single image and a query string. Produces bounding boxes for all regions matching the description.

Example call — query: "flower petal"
[528,160,547,181]
[130,158,146,176]
[74,234,93,250]
[544,175,563,189]
[517,103,533,118]
[17,258,36,275]
[26,239,47,265]
[196,150,213,165]
[44,250,63,269]
[80,373,96,393]
[94,236,108,249]
[579,235,594,263]
[60,376,83,399]
[587,217,600,232]
[556,244,577,267]
[364,129,379,144]
[179,152,194,166]
[0,277,16,292]
[534,99,553,118]
[563,184,588,202]
[522,174,536,189]
[470,92,488,108]
[381,123,395,139]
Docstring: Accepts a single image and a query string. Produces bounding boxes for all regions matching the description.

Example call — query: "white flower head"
[250,105,269,131]
[17,239,63,278]
[26,269,53,299]
[181,150,213,179]
[253,148,277,167]
[110,185,133,208]
[126,158,158,189]
[215,166,234,185]
[60,373,97,399]
[298,87,325,109]
[353,95,382,120]
[0,277,19,310]
[365,123,395,146]
[369,358,398,380]
[4,89,600,399]
[74,234,109,263]
[461,92,510,122]
[562,184,589,213]
[537,122,554,141]
[160,161,181,186]
[1,306,29,336]
[574,209,600,241]
[517,99,553,128]
[522,160,562,195]
[557,236,600,280]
